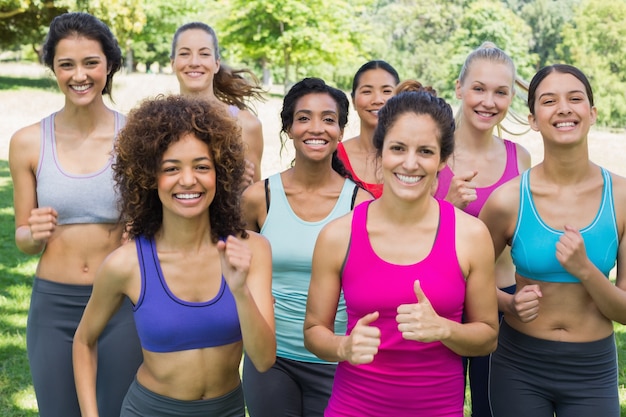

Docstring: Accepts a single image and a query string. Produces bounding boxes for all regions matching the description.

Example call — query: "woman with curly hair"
[171,22,265,187]
[73,95,275,417]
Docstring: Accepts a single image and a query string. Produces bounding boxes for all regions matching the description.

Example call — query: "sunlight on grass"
[13,388,38,413]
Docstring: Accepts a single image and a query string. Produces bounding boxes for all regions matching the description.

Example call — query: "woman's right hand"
[28,207,58,243]
[338,311,381,365]
[446,171,478,209]
[510,284,542,322]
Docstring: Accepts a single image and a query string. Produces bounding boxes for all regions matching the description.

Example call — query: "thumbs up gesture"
[338,311,381,365]
[396,280,447,343]
[447,170,478,209]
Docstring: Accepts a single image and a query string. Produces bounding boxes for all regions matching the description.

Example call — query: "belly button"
[83,265,89,273]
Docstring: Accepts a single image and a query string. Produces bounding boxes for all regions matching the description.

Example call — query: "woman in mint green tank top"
[480,64,626,417]
[241,78,371,417]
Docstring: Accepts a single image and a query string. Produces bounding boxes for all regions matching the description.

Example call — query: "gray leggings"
[243,355,336,417]
[489,320,619,417]
[27,277,143,417]
[121,378,245,416]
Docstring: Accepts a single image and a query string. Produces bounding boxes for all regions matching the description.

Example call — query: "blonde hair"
[457,41,529,136]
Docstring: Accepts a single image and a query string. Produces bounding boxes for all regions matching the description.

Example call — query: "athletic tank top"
[326,199,466,416]
[36,112,123,225]
[262,174,355,363]
[133,235,242,353]
[336,142,383,198]
[511,168,618,283]
[434,139,520,217]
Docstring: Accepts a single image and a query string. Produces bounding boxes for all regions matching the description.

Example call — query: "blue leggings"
[489,320,619,417]
[27,277,143,417]
[243,355,336,417]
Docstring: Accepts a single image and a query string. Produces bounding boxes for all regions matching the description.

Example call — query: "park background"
[1,0,626,415]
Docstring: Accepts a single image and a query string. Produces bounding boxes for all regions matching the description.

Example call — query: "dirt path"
[2,63,625,177]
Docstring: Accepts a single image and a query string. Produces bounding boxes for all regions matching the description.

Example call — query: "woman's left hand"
[556,225,593,279]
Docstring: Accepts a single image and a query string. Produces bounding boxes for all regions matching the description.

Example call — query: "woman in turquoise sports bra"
[480,64,626,417]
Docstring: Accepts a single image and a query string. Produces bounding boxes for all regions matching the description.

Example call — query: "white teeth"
[396,174,421,184]
[477,112,494,117]
[371,110,379,116]
[304,139,327,145]
[71,84,91,91]
[175,193,201,199]
[556,122,575,128]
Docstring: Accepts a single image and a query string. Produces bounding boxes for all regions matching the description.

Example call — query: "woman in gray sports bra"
[8,12,142,417]
[480,64,626,417]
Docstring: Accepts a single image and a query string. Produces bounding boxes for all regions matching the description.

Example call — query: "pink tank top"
[326,199,466,417]
[434,139,520,217]
[336,142,383,198]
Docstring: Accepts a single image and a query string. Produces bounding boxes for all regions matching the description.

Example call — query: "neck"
[541,143,592,184]
[57,98,112,133]
[288,158,338,188]
[376,191,435,225]
[157,213,213,252]
[454,120,496,152]
[358,122,378,153]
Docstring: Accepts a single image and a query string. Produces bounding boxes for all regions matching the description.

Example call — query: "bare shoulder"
[354,188,374,205]
[513,141,532,170]
[9,122,41,162]
[237,108,263,131]
[241,230,270,253]
[97,240,140,288]
[319,212,353,247]
[242,179,267,210]
[455,207,491,241]
[482,175,522,216]
[609,171,626,227]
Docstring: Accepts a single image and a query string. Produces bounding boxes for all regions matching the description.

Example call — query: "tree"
[0,0,71,53]
[215,0,364,90]
[559,0,626,127]
[131,0,204,72]
[518,0,580,69]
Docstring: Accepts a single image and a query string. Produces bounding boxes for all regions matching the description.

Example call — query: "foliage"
[0,0,71,52]
[559,0,626,127]
[518,0,580,69]
[215,0,365,89]
[130,0,204,71]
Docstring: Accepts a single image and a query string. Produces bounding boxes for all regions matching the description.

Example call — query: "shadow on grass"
[0,75,57,92]
[0,159,39,416]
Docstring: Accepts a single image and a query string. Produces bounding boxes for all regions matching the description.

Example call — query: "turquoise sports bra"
[510,168,618,283]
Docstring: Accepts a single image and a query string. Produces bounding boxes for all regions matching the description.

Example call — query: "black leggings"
[489,320,619,417]
[121,378,245,417]
[27,277,142,417]
[243,355,336,417]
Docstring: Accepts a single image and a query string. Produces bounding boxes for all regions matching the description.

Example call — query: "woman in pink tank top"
[433,43,532,417]
[304,90,498,416]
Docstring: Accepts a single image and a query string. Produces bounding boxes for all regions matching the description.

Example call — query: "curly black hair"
[114,95,247,241]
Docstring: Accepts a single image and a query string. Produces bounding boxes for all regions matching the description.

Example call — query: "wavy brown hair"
[114,95,247,241]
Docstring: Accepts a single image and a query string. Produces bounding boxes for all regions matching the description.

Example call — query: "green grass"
[0,75,57,92]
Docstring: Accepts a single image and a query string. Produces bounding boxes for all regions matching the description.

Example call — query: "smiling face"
[53,36,109,106]
[288,92,343,162]
[456,59,514,132]
[353,68,397,129]
[171,28,220,96]
[157,133,216,221]
[528,71,597,147]
[381,112,445,201]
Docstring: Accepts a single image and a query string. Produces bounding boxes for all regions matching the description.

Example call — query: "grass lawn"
[1,69,625,416]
